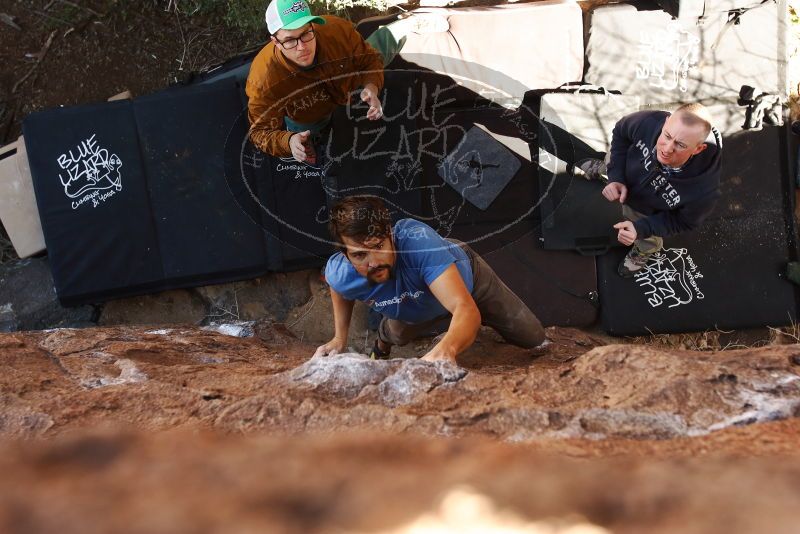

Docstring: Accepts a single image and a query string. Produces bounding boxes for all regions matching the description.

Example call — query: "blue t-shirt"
[325,219,474,324]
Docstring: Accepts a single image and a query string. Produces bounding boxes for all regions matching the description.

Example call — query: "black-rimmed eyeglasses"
[276,27,315,49]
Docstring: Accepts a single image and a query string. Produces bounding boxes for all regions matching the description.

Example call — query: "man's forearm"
[330,289,355,342]
[437,301,481,356]
[606,143,629,184]
[247,100,293,157]
[634,201,714,239]
[356,43,385,92]
[607,118,634,184]
[249,127,293,158]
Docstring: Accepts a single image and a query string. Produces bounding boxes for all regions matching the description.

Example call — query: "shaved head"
[656,104,713,168]
[674,103,712,141]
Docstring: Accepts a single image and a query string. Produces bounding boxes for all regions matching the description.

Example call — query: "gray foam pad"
[437,126,521,211]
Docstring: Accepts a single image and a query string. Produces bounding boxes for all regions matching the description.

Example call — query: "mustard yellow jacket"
[245,16,385,157]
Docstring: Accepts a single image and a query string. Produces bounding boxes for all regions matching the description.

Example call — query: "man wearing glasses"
[247,0,449,163]
[246,0,383,164]
[313,195,545,363]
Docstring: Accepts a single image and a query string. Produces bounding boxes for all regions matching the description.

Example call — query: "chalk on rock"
[144,328,174,335]
[80,359,148,390]
[379,359,467,407]
[289,353,396,399]
[287,353,467,405]
[0,410,53,438]
[201,322,255,338]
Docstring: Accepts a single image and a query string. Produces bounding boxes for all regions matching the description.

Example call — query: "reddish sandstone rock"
[1,325,800,532]
[0,325,798,442]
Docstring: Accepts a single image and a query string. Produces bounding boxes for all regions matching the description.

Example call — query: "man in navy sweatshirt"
[571,103,722,277]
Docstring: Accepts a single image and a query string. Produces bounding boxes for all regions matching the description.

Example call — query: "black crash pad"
[479,226,599,328]
[327,71,539,243]
[24,100,164,305]
[255,151,333,271]
[444,219,599,327]
[134,83,268,283]
[598,118,799,335]
[533,90,639,254]
[228,130,332,272]
[324,70,423,222]
[24,80,273,305]
[539,177,622,255]
[417,105,539,236]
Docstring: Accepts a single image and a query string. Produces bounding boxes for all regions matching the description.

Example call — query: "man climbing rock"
[246,0,449,163]
[570,103,722,277]
[313,196,545,364]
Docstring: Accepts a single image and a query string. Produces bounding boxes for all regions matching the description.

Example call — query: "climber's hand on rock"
[313,337,346,358]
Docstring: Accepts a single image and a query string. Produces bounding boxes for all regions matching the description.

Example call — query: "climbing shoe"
[618,248,653,278]
[369,339,392,360]
[568,158,608,183]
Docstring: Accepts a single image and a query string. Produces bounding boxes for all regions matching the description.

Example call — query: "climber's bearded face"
[342,234,396,285]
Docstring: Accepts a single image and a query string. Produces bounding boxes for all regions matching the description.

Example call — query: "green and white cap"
[266,0,326,34]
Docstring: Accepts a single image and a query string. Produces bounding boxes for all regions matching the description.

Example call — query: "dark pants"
[377,241,545,349]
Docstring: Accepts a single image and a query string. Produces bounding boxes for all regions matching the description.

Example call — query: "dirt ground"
[0,0,263,145]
